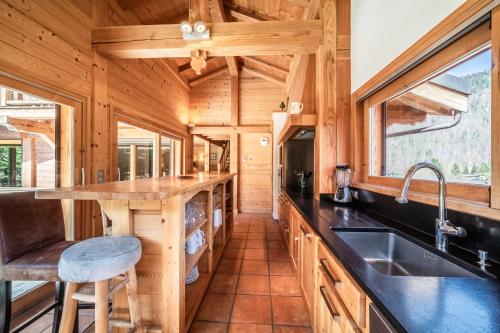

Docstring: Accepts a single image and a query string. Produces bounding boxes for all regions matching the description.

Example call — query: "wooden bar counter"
[36,172,236,333]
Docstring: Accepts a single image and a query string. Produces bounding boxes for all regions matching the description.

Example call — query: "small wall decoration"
[210,153,217,160]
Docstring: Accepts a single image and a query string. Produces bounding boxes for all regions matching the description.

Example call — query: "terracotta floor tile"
[249,226,266,233]
[224,248,245,259]
[240,260,269,275]
[246,239,267,249]
[271,296,310,326]
[209,274,239,294]
[267,240,286,249]
[267,232,283,241]
[266,225,281,233]
[232,232,248,240]
[247,232,266,240]
[270,276,301,296]
[269,261,294,276]
[244,248,268,260]
[233,224,249,232]
[268,249,289,261]
[227,239,246,249]
[217,259,242,274]
[237,274,270,295]
[273,326,312,333]
[189,321,228,333]
[231,295,272,324]
[196,293,234,322]
[228,323,272,333]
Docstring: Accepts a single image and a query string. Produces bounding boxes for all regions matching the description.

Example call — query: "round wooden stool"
[57,236,144,333]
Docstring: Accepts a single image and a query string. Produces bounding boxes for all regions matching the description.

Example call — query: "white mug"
[289,101,304,115]
[185,237,198,254]
[214,209,222,228]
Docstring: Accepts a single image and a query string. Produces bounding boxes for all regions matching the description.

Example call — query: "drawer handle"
[320,286,340,320]
[320,259,342,287]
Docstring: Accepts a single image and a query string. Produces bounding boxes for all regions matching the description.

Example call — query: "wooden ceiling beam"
[92,20,321,58]
[209,0,238,76]
[286,0,320,100]
[190,125,271,135]
[159,59,191,91]
[189,67,228,87]
[241,56,288,76]
[241,66,285,86]
[189,0,209,21]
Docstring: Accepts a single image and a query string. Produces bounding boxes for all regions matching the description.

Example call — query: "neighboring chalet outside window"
[116,121,181,181]
[370,48,492,185]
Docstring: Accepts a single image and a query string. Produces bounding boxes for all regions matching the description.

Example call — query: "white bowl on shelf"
[185,265,199,284]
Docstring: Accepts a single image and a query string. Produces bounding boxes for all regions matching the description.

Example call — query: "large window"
[371,48,492,185]
[116,120,182,180]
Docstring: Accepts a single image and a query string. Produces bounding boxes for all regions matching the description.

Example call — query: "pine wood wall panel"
[239,72,286,125]
[189,75,232,125]
[239,133,273,213]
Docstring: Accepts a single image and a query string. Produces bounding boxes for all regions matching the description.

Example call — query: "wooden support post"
[207,185,214,272]
[204,140,210,171]
[153,134,161,177]
[492,6,500,209]
[231,75,239,127]
[314,0,337,197]
[129,144,137,181]
[21,138,36,187]
[161,196,185,333]
[230,133,238,215]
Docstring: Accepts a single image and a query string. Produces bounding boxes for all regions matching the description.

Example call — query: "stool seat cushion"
[58,236,141,283]
[1,241,76,281]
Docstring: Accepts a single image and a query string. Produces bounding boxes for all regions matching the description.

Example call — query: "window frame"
[111,111,185,181]
[351,6,500,220]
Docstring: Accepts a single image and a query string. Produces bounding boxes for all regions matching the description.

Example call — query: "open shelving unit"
[184,178,234,331]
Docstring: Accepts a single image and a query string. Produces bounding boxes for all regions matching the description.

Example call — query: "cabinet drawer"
[318,267,361,333]
[318,241,366,329]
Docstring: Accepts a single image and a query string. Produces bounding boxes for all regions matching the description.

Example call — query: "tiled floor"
[190,213,313,333]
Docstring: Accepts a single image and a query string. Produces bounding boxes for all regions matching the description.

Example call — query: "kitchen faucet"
[395,162,467,252]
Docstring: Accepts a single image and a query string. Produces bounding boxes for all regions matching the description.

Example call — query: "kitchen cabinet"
[299,220,316,315]
[290,207,300,271]
[281,190,371,333]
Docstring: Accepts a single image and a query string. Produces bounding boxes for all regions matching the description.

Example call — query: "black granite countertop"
[282,188,500,333]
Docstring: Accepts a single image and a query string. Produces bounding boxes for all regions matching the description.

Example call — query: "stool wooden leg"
[95,280,109,333]
[126,268,144,333]
[58,283,78,333]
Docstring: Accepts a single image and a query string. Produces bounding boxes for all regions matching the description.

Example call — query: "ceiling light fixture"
[180,21,210,41]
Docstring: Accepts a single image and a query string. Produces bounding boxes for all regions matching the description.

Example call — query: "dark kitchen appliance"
[332,164,352,203]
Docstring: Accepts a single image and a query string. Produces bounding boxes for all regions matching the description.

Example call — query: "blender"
[332,164,352,203]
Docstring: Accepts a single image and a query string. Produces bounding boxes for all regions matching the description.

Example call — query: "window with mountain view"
[370,47,491,185]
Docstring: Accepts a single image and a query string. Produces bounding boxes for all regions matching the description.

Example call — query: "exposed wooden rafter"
[286,0,320,101]
[92,21,321,58]
[159,59,191,91]
[241,66,285,86]
[240,56,289,76]
[210,0,238,75]
[189,67,228,87]
[190,125,271,135]
[223,1,273,21]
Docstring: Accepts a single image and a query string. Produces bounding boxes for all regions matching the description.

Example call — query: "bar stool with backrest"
[0,191,77,333]
[58,236,144,333]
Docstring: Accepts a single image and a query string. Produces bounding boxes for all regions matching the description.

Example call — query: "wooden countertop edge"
[35,173,236,201]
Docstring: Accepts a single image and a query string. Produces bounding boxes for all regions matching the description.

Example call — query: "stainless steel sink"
[335,231,480,278]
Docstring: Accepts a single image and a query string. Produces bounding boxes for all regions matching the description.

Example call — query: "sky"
[446,48,491,77]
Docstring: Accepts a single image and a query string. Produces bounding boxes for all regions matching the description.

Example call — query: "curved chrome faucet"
[395,162,467,252]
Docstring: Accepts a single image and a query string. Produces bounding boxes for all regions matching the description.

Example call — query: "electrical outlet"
[97,170,105,184]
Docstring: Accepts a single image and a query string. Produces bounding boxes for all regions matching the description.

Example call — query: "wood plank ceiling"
[115,0,307,87]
